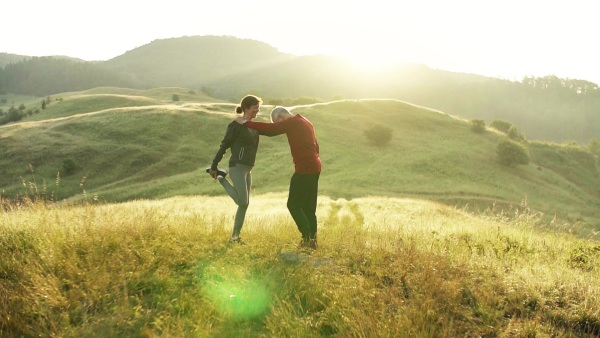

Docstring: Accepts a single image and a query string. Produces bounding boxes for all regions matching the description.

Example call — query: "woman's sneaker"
[205,167,228,178]
[228,235,245,245]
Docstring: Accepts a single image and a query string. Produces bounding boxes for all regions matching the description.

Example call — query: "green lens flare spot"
[203,272,272,319]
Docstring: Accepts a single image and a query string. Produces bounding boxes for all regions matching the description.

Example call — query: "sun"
[325,36,409,73]
[338,50,403,73]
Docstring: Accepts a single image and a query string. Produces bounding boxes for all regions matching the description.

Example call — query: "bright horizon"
[4,0,600,84]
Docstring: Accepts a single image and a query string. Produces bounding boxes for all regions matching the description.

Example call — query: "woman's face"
[245,104,260,119]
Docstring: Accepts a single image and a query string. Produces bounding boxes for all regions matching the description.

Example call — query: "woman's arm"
[211,123,236,170]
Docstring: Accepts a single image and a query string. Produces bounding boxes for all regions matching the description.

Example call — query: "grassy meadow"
[1,87,600,336]
[1,194,599,337]
[1,87,599,233]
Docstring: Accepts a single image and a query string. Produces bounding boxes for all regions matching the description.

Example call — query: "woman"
[207,95,262,244]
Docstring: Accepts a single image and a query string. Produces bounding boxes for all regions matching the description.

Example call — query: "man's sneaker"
[298,238,318,250]
[205,167,228,178]
[297,239,307,249]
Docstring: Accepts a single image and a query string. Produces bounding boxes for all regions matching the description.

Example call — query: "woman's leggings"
[219,164,252,236]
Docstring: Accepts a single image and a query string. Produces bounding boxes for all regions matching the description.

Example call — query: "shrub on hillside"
[268,98,283,106]
[172,94,180,102]
[470,119,486,133]
[490,119,514,134]
[561,141,598,171]
[0,106,24,125]
[507,126,526,142]
[587,138,600,158]
[62,159,78,176]
[497,140,530,166]
[290,96,323,105]
[364,124,393,147]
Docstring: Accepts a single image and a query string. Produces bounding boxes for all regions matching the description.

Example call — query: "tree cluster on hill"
[0,102,42,125]
[522,75,598,94]
[0,52,29,68]
[0,57,131,96]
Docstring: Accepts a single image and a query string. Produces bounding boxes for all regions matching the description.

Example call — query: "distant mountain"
[1,35,599,143]
[101,35,291,87]
[105,37,599,143]
[201,55,492,100]
[100,37,493,100]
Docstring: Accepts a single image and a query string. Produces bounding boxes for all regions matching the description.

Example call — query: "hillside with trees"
[1,35,599,143]
[0,52,29,68]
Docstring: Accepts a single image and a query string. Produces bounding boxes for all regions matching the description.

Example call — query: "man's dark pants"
[287,173,320,241]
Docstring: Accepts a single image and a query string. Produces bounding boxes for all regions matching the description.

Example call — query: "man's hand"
[234,117,245,125]
[208,168,218,179]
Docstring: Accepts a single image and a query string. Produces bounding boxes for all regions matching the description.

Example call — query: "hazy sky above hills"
[4,0,599,84]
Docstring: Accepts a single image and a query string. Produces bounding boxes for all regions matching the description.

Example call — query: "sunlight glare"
[342,51,399,72]
[202,264,272,319]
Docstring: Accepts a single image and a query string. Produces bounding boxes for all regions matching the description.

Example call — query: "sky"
[3,0,599,84]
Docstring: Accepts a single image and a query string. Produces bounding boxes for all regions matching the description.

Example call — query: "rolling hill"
[1,87,598,236]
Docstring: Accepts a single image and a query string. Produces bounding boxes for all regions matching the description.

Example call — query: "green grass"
[1,194,599,337]
[1,88,599,234]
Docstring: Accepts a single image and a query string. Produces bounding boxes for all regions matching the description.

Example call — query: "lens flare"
[203,268,272,319]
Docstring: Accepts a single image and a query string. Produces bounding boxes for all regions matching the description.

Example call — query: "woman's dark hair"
[236,95,262,114]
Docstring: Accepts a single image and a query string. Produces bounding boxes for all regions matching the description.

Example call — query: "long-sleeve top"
[211,121,260,170]
[244,114,321,174]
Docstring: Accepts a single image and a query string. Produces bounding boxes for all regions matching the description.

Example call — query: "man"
[235,106,321,249]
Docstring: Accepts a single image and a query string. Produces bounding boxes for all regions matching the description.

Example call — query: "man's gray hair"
[270,106,292,123]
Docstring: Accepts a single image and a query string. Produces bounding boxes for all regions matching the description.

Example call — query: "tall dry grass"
[1,193,599,337]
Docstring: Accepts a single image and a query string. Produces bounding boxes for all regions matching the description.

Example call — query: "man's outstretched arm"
[234,117,287,136]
